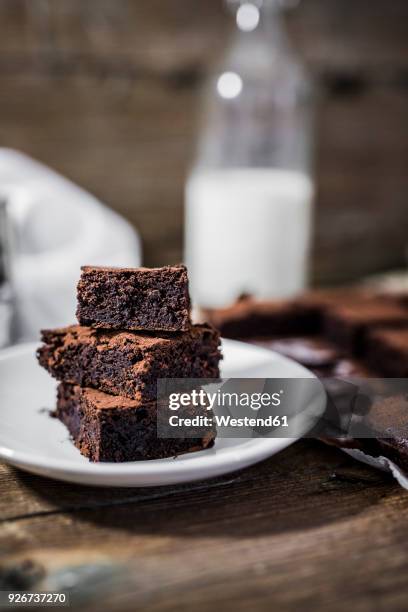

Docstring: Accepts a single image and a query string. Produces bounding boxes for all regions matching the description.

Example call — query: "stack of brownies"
[38,265,222,462]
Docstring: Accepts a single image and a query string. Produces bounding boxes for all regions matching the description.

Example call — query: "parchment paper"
[343,448,408,489]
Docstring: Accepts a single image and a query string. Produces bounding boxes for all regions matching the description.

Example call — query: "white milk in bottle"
[186,168,314,307]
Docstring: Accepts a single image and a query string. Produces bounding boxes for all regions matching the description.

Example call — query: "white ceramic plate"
[0,340,323,487]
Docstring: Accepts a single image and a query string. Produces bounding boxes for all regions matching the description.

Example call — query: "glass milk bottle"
[185,0,314,308]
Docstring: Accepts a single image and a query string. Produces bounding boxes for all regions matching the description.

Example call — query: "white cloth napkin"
[0,149,141,341]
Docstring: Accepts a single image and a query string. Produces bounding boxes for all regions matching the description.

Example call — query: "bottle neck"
[230,1,291,53]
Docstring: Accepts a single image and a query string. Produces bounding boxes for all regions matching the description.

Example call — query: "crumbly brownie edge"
[38,324,222,401]
[56,383,101,461]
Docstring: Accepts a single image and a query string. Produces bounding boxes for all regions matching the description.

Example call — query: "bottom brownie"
[56,383,215,462]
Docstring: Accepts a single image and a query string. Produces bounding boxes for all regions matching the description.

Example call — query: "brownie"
[202,290,408,471]
[38,323,222,402]
[379,289,408,308]
[201,295,322,339]
[366,327,408,377]
[321,391,408,474]
[56,383,215,462]
[76,264,191,332]
[201,288,371,340]
[293,287,372,314]
[324,299,408,355]
[362,395,408,472]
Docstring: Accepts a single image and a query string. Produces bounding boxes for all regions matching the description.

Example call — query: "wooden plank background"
[0,0,407,282]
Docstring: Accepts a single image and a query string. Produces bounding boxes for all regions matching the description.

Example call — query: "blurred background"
[0,0,407,337]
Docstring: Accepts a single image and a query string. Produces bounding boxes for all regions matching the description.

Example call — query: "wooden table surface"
[1,439,408,611]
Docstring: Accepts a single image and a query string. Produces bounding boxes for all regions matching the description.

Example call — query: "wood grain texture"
[0,0,407,278]
[2,440,407,611]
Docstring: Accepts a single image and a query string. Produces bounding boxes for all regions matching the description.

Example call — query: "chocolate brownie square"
[201,289,371,340]
[38,324,221,401]
[324,299,408,355]
[201,296,321,339]
[293,287,372,314]
[56,383,215,462]
[366,328,408,377]
[362,395,408,471]
[76,264,191,332]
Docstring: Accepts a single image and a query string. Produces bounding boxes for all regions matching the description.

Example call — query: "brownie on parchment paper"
[200,289,408,473]
[202,290,408,362]
[361,395,408,472]
[365,327,408,378]
[201,289,371,340]
[38,323,221,402]
[56,383,215,463]
[77,264,191,332]
[323,299,408,355]
[200,295,321,339]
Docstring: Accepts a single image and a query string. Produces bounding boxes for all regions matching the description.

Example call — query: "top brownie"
[76,264,191,331]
